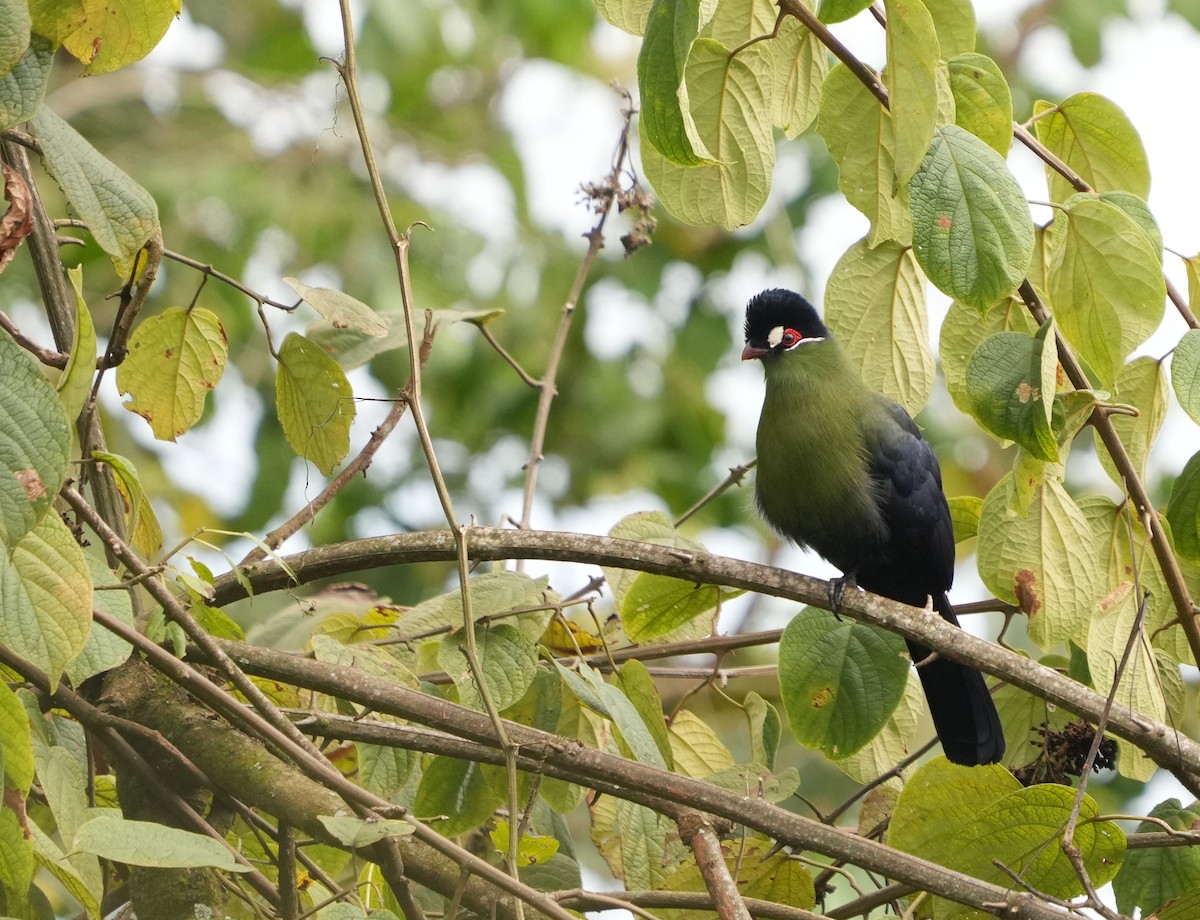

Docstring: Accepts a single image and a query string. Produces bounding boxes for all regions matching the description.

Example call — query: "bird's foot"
[827,574,857,620]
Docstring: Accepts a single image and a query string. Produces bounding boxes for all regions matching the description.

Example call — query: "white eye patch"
[767,326,784,347]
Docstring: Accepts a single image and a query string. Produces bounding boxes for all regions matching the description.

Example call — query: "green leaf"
[116,307,228,441]
[1099,190,1163,254]
[779,607,910,758]
[0,806,35,907]
[832,670,921,784]
[890,756,1021,866]
[0,34,53,130]
[947,52,1012,155]
[0,511,92,684]
[965,320,1058,460]
[604,511,737,641]
[825,238,932,415]
[1046,193,1166,385]
[28,0,86,46]
[770,17,827,138]
[31,106,158,264]
[977,474,1102,649]
[308,307,503,371]
[667,709,735,778]
[594,0,654,34]
[818,0,873,24]
[744,690,781,770]
[73,813,250,871]
[991,667,1072,771]
[1171,328,1200,426]
[947,495,982,543]
[413,756,501,837]
[1161,889,1200,920]
[939,295,1037,413]
[394,571,552,645]
[284,277,387,336]
[438,623,538,712]
[65,555,134,686]
[275,332,356,475]
[951,785,1124,902]
[1033,93,1150,204]
[62,0,180,75]
[55,267,97,425]
[1113,799,1200,916]
[490,819,559,867]
[1094,356,1167,487]
[818,63,912,246]
[638,0,710,165]
[0,327,70,546]
[91,450,162,558]
[318,815,414,848]
[0,681,33,792]
[309,634,419,689]
[924,0,976,57]
[616,660,674,768]
[553,660,668,769]
[1168,451,1200,565]
[358,744,417,800]
[641,37,774,229]
[0,0,30,79]
[884,0,939,188]
[908,124,1033,310]
[591,795,687,889]
[891,758,1124,914]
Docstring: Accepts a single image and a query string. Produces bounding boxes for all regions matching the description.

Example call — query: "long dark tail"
[906,593,1005,766]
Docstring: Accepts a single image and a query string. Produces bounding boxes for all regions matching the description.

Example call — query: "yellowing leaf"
[641,37,774,229]
[818,63,912,246]
[1171,327,1200,427]
[116,307,228,441]
[769,16,827,138]
[825,238,933,415]
[977,474,1102,649]
[1094,356,1168,487]
[884,0,939,188]
[948,52,1012,155]
[1034,93,1150,204]
[667,709,735,778]
[284,277,387,336]
[92,450,163,559]
[1046,194,1165,385]
[63,0,180,75]
[275,332,355,475]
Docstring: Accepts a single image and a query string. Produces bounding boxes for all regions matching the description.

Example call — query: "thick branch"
[213,527,1200,785]
[199,644,1066,920]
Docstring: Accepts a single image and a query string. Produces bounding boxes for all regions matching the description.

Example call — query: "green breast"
[752,342,887,572]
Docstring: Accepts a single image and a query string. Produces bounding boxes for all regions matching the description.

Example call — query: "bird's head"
[741,288,830,362]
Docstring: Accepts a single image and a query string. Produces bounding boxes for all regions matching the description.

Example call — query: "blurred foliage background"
[8,0,1200,823]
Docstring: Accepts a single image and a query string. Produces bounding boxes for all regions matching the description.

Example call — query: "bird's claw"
[827,574,857,620]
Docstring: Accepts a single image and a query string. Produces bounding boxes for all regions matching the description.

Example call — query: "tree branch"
[214,526,1200,787]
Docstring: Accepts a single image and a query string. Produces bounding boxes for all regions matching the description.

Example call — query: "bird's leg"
[827,572,858,620]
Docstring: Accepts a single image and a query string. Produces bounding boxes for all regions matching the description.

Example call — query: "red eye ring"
[780,328,802,347]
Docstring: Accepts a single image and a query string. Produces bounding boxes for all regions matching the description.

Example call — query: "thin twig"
[332,4,525,903]
[675,459,756,527]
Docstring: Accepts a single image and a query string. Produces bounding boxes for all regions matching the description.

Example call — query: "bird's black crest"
[744,289,829,345]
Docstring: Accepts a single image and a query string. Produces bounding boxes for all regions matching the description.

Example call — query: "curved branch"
[213,526,1200,787]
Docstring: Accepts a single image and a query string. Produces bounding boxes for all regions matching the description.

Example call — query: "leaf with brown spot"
[0,165,33,274]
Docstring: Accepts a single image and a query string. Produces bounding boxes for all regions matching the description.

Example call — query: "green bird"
[742,288,1004,766]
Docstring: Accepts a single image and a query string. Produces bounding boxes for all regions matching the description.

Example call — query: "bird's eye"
[780,328,801,347]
